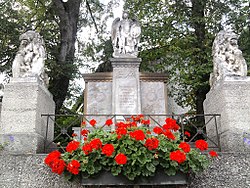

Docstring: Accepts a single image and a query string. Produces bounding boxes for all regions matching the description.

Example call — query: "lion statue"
[210,30,247,87]
[12,30,48,86]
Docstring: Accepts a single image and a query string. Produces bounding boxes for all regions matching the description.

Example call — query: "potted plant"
[44,116,218,185]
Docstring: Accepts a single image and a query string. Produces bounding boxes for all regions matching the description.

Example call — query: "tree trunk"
[49,0,81,113]
[191,0,209,116]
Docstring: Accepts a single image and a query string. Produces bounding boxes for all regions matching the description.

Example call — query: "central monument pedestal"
[111,58,141,115]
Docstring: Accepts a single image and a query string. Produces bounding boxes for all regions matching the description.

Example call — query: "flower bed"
[44,115,217,184]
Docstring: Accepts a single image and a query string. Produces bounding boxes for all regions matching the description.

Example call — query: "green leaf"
[165,167,177,176]
[146,163,156,173]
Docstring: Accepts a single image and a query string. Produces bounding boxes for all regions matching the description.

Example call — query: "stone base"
[0,133,44,154]
[204,76,250,151]
[0,77,55,154]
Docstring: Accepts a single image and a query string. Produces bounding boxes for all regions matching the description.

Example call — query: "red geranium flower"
[130,130,145,141]
[141,119,150,125]
[163,129,176,140]
[116,127,127,135]
[195,140,208,151]
[105,119,113,126]
[209,150,218,157]
[81,129,89,137]
[89,119,97,127]
[115,153,127,165]
[117,134,122,140]
[170,150,186,164]
[81,121,86,127]
[44,150,61,167]
[145,138,159,150]
[102,144,115,157]
[67,160,81,175]
[179,142,191,153]
[163,118,180,131]
[184,131,191,138]
[130,121,137,127]
[90,138,102,150]
[72,133,77,137]
[153,127,163,135]
[116,122,127,129]
[82,143,92,155]
[50,159,66,175]
[66,140,80,153]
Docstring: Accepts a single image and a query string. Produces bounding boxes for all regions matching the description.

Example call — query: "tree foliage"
[0,0,118,112]
[124,0,250,113]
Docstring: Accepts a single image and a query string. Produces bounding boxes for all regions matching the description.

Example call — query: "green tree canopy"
[124,0,250,114]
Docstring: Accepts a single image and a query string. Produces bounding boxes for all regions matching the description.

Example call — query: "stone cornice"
[82,72,112,82]
[140,73,168,82]
[83,72,168,83]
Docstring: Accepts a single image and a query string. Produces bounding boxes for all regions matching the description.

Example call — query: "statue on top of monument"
[210,30,247,87]
[12,30,49,86]
[111,11,141,58]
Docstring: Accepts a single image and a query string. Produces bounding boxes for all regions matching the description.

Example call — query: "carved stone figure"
[12,30,48,85]
[111,11,141,58]
[210,30,247,86]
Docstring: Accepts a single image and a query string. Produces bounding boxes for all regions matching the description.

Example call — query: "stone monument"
[204,30,250,151]
[83,12,168,127]
[0,31,55,154]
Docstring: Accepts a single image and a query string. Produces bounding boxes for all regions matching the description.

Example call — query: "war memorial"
[0,12,250,188]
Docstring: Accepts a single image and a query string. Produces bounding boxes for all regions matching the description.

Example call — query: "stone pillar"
[111,58,142,115]
[0,77,55,154]
[204,76,250,152]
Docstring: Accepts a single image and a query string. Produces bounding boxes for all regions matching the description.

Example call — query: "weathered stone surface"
[111,12,141,58]
[210,30,247,87]
[204,76,250,152]
[0,153,249,187]
[0,77,55,154]
[111,58,141,115]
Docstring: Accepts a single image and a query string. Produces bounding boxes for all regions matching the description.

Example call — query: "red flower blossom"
[72,133,77,137]
[163,118,180,131]
[153,127,163,134]
[145,138,159,150]
[81,121,86,127]
[141,119,150,125]
[90,138,102,150]
[195,140,208,151]
[50,159,66,175]
[116,122,127,129]
[130,121,137,127]
[130,130,146,141]
[117,135,122,140]
[81,129,89,136]
[102,144,115,157]
[66,140,80,153]
[179,142,191,153]
[82,143,93,155]
[116,127,127,135]
[184,131,191,138]
[146,130,151,134]
[105,119,113,126]
[163,129,176,140]
[67,160,81,175]
[170,150,186,164]
[209,150,218,157]
[115,153,127,165]
[89,119,97,127]
[44,150,61,167]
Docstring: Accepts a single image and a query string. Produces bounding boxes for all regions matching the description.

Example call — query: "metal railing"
[41,113,221,153]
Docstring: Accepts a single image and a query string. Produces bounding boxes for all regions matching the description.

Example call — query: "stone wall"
[0,153,250,188]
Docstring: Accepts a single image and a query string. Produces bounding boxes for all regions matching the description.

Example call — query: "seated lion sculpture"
[12,30,48,85]
[210,30,247,87]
